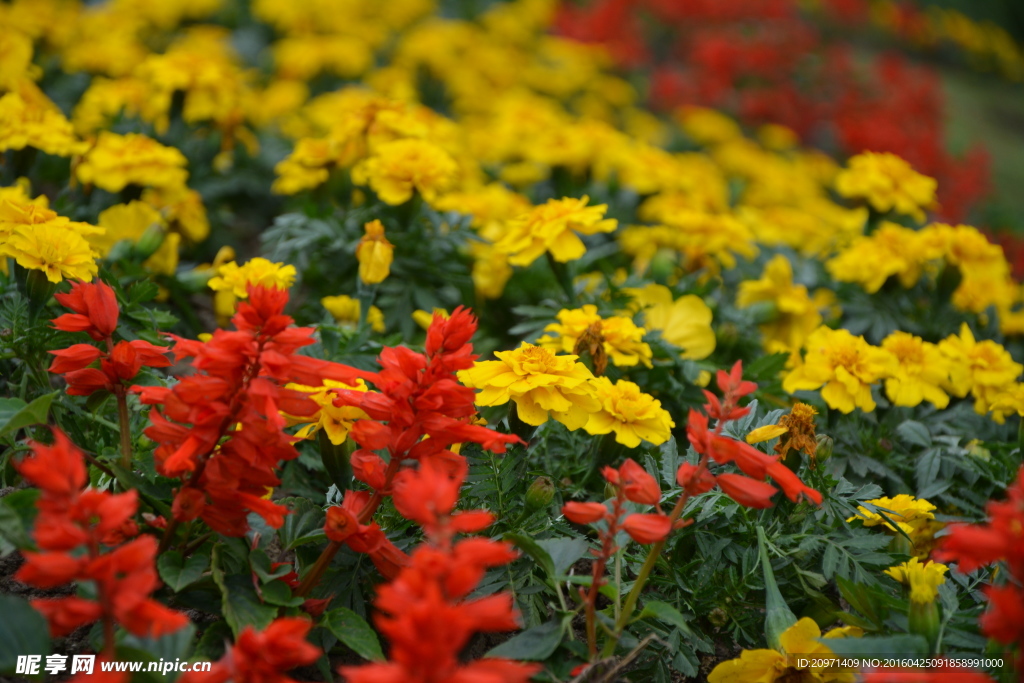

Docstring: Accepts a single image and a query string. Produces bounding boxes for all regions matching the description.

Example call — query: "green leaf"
[278,497,326,551]
[744,353,789,381]
[836,576,890,629]
[821,634,928,657]
[822,544,839,579]
[192,621,231,662]
[119,623,196,668]
[486,618,564,660]
[535,537,588,577]
[915,448,942,494]
[635,600,695,638]
[0,392,58,437]
[322,607,384,662]
[896,420,932,448]
[211,545,277,637]
[0,498,33,555]
[158,551,210,592]
[504,532,555,580]
[261,580,305,607]
[0,595,50,674]
[249,549,294,583]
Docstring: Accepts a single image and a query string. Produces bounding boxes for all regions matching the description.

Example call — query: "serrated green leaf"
[278,497,326,551]
[535,537,588,577]
[158,551,210,592]
[322,607,384,662]
[896,420,932,448]
[635,600,695,638]
[505,532,556,580]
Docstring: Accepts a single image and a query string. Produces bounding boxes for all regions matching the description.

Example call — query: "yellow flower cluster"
[207,257,297,320]
[625,284,716,361]
[285,379,370,445]
[784,323,1024,418]
[539,305,652,368]
[0,184,101,282]
[459,342,674,447]
[834,152,938,222]
[322,295,386,333]
[849,494,944,558]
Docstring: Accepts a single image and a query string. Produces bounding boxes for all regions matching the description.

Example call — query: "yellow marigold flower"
[1,223,98,283]
[782,327,896,413]
[835,152,937,222]
[747,402,820,463]
[208,257,296,322]
[92,201,165,256]
[880,331,951,409]
[355,219,394,285]
[76,132,189,193]
[708,618,859,683]
[495,196,617,267]
[826,222,934,294]
[0,31,41,88]
[675,106,742,146]
[627,284,716,360]
[271,138,338,195]
[738,255,826,354]
[413,308,449,330]
[850,494,936,534]
[938,323,1023,419]
[584,377,674,447]
[351,138,458,206]
[284,379,370,445]
[141,186,210,242]
[0,83,84,157]
[470,243,514,300]
[539,305,652,368]
[885,558,948,604]
[458,342,600,430]
[322,294,385,333]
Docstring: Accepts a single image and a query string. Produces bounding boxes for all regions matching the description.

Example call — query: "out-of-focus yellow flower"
[885,558,948,604]
[880,331,951,409]
[141,186,209,243]
[737,255,828,354]
[835,152,937,222]
[322,294,385,333]
[0,31,41,88]
[827,222,936,294]
[708,618,860,683]
[495,196,616,267]
[938,323,1023,420]
[619,211,757,276]
[675,106,743,146]
[76,132,189,193]
[351,138,458,205]
[1,222,98,283]
[458,342,599,430]
[284,379,370,445]
[0,82,84,157]
[412,308,449,330]
[539,305,652,368]
[92,201,164,255]
[782,327,896,413]
[584,377,674,447]
[355,219,394,285]
[208,257,296,322]
[626,284,716,360]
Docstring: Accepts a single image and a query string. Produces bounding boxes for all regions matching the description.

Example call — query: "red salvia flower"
[180,617,321,683]
[14,429,188,643]
[52,280,119,341]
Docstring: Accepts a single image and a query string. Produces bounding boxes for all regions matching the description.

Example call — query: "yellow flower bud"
[356,219,394,285]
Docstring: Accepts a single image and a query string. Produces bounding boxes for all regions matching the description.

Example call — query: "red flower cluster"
[134,284,370,536]
[49,280,170,396]
[333,307,520,492]
[340,454,539,683]
[681,362,822,508]
[557,0,990,222]
[563,458,676,544]
[933,464,1024,673]
[306,308,521,591]
[180,617,320,683]
[14,429,188,641]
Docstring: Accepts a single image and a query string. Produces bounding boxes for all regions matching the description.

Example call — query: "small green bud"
[815,434,833,464]
[177,268,215,293]
[758,526,797,651]
[18,267,58,323]
[649,248,677,281]
[708,607,729,628]
[525,476,555,511]
[908,599,941,653]
[134,224,167,259]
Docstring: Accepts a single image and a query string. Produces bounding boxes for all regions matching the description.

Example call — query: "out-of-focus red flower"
[563,501,608,524]
[181,617,321,683]
[52,280,118,341]
[715,473,778,509]
[622,513,673,544]
[615,458,662,505]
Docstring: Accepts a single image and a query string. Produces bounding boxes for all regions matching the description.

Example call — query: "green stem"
[546,252,577,304]
[116,389,133,469]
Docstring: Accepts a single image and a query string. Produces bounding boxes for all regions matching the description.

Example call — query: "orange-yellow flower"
[355,219,394,285]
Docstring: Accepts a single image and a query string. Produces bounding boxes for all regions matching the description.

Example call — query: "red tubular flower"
[52,280,119,341]
[563,501,608,524]
[622,513,673,544]
[715,473,778,509]
[677,462,716,495]
[180,617,321,683]
[615,458,662,505]
[14,429,188,641]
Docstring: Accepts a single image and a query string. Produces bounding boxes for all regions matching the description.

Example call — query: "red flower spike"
[677,462,716,495]
[716,473,778,508]
[766,461,822,505]
[48,344,104,374]
[180,617,321,683]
